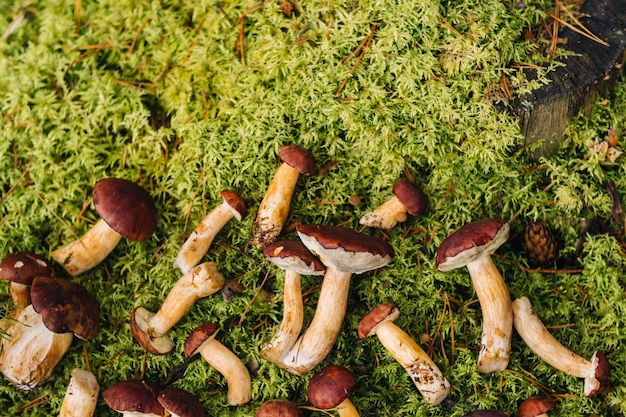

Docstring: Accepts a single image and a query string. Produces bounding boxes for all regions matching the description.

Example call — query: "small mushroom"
[51,178,157,276]
[102,379,164,417]
[174,190,246,273]
[0,251,53,310]
[518,395,555,417]
[463,412,508,417]
[59,368,99,417]
[260,240,325,366]
[307,365,359,417]
[252,144,316,249]
[436,218,512,373]
[184,323,252,406]
[131,261,225,354]
[158,387,206,417]
[280,224,394,375]
[256,399,301,417]
[512,296,611,397]
[357,303,450,405]
[359,178,428,230]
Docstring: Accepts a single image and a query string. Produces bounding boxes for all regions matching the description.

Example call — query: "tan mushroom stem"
[8,282,30,311]
[253,162,300,248]
[174,203,240,274]
[466,255,512,373]
[0,305,73,390]
[512,297,609,397]
[333,399,360,417]
[281,268,351,375]
[59,368,99,417]
[359,196,407,230]
[51,218,123,276]
[260,269,304,365]
[197,338,252,406]
[374,321,450,405]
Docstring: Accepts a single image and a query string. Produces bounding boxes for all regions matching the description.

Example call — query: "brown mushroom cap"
[357,302,400,339]
[589,350,612,396]
[256,399,301,417]
[436,219,509,271]
[102,379,164,416]
[158,387,206,417]
[518,395,555,417]
[278,144,316,175]
[264,240,325,276]
[392,179,428,216]
[307,365,355,410]
[92,177,157,242]
[297,224,394,274]
[463,412,509,417]
[0,251,53,285]
[221,190,247,221]
[184,323,221,358]
[30,276,100,340]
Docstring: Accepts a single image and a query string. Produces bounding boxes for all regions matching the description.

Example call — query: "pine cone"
[523,221,558,267]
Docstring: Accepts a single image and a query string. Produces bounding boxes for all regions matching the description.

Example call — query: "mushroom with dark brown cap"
[252,144,316,249]
[174,190,246,273]
[158,387,206,417]
[260,240,325,366]
[279,224,394,376]
[51,177,157,276]
[518,395,555,417]
[359,178,428,230]
[256,399,301,417]
[184,323,252,406]
[59,368,99,417]
[102,379,164,417]
[357,302,450,405]
[307,365,359,417]
[436,218,512,373]
[130,261,225,355]
[512,296,611,397]
[0,251,53,311]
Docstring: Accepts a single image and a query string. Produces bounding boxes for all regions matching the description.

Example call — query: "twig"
[234,2,264,64]
[335,23,377,96]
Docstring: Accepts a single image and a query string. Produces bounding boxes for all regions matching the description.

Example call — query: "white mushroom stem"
[253,163,300,248]
[466,255,513,373]
[374,321,450,405]
[512,297,608,397]
[359,196,407,230]
[197,338,252,406]
[260,269,304,365]
[334,399,360,417]
[281,268,351,375]
[9,282,30,311]
[0,305,73,390]
[174,203,241,274]
[51,219,122,276]
[59,368,99,417]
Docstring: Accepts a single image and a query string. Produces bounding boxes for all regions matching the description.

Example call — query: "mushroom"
[184,323,252,406]
[158,387,206,417]
[102,378,164,417]
[59,368,99,417]
[359,178,428,230]
[256,399,301,417]
[0,277,100,390]
[51,177,157,276]
[357,303,450,405]
[512,296,611,397]
[131,261,225,355]
[435,218,512,373]
[252,144,316,249]
[307,365,359,417]
[260,240,325,366]
[279,224,394,375]
[463,412,508,417]
[0,250,53,310]
[173,190,246,274]
[518,395,555,417]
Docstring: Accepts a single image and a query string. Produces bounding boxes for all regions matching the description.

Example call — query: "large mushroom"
[0,250,53,311]
[359,178,428,230]
[512,296,611,397]
[131,261,225,355]
[357,303,450,405]
[173,190,246,274]
[260,240,325,366]
[157,387,206,417]
[51,177,157,276]
[307,365,359,417]
[184,323,252,406]
[59,368,99,417]
[0,277,100,390]
[279,224,394,376]
[435,218,512,373]
[252,144,316,249]
[102,379,164,417]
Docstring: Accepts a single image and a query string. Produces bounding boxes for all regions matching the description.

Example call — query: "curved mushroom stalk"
[359,179,427,230]
[131,262,225,354]
[174,190,246,274]
[512,297,611,397]
[59,368,99,417]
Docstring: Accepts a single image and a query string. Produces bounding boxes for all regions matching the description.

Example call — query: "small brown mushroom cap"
[256,399,301,417]
[158,387,206,417]
[393,179,428,216]
[102,379,164,416]
[184,323,221,358]
[92,177,157,242]
[436,219,509,271]
[264,240,325,276]
[463,412,509,417]
[357,302,400,339]
[588,350,612,396]
[30,276,100,340]
[518,395,555,417]
[307,365,355,410]
[0,251,53,285]
[220,190,247,221]
[278,145,316,175]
